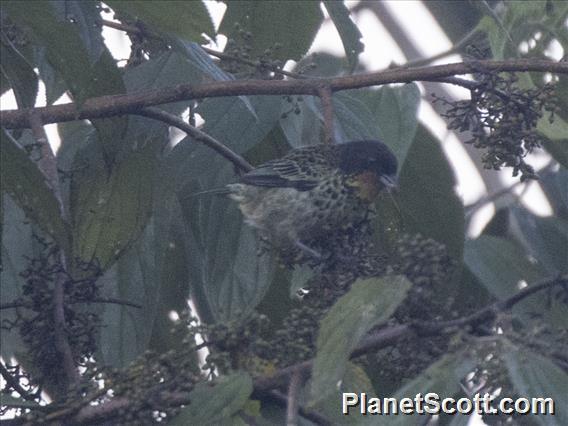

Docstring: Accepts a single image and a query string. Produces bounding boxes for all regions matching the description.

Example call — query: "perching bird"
[226,140,398,260]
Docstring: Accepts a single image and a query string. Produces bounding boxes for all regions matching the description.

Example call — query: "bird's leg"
[294,240,322,260]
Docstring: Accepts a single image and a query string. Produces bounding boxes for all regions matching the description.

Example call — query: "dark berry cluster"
[1,236,103,396]
[434,72,557,181]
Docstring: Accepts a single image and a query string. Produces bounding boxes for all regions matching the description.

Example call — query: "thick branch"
[2,60,566,129]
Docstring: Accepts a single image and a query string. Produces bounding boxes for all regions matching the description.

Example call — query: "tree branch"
[28,114,79,393]
[98,18,305,80]
[254,274,566,392]
[17,275,567,423]
[135,107,253,172]
[0,362,38,402]
[200,46,306,80]
[2,60,566,129]
[286,369,302,426]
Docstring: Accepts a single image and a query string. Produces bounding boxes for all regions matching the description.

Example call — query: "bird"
[226,140,399,261]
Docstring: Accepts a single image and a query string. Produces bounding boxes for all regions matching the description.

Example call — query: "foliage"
[0,1,567,425]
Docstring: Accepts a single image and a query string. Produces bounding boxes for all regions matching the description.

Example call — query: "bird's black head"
[337,140,398,186]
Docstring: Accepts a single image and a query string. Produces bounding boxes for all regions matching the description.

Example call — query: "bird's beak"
[380,174,399,192]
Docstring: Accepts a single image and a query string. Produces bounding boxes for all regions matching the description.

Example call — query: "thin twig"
[316,86,335,144]
[201,46,306,80]
[2,60,566,129]
[1,298,142,310]
[399,28,483,69]
[465,179,526,217]
[98,18,304,80]
[350,1,481,70]
[465,161,555,217]
[0,362,38,402]
[100,18,303,79]
[135,107,253,172]
[98,18,144,37]
[89,297,142,309]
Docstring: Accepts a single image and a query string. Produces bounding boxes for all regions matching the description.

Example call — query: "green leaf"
[170,372,253,426]
[220,1,323,61]
[3,0,125,104]
[181,163,277,323]
[167,95,282,186]
[280,95,323,148]
[392,352,472,399]
[174,41,235,82]
[172,98,282,323]
[397,124,465,267]
[311,275,412,405]
[196,95,283,154]
[146,216,192,354]
[51,0,107,62]
[56,120,96,205]
[366,84,421,168]
[35,47,68,105]
[511,208,568,275]
[476,1,551,61]
[98,152,190,366]
[173,41,257,115]
[503,350,568,426]
[70,137,159,271]
[334,92,383,142]
[538,115,568,169]
[539,167,568,220]
[0,130,69,252]
[385,353,474,425]
[464,235,544,300]
[107,0,214,42]
[322,1,364,72]
[464,235,567,328]
[4,0,127,163]
[0,35,38,108]
[475,16,508,60]
[98,206,178,367]
[0,195,32,360]
[316,362,380,425]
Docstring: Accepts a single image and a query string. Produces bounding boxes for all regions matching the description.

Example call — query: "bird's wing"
[240,146,335,191]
